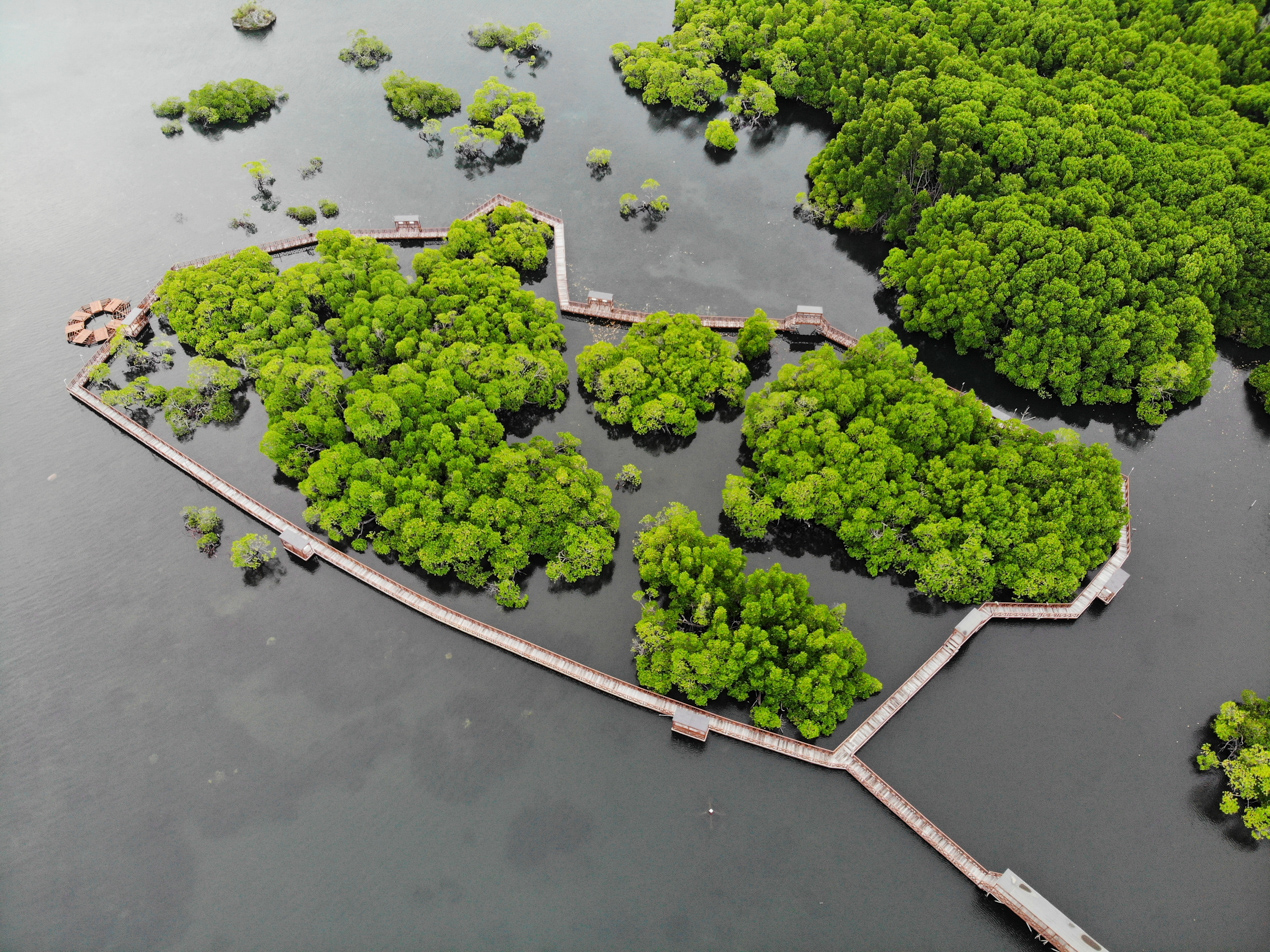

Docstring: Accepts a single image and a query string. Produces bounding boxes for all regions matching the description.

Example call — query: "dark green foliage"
[705,118,738,150]
[617,0,1270,421]
[633,503,881,739]
[577,311,749,436]
[1197,690,1270,840]
[382,71,462,121]
[152,97,184,119]
[737,309,775,360]
[231,533,276,569]
[1250,363,1270,413]
[339,30,392,68]
[469,21,549,58]
[727,329,1129,604]
[163,357,244,437]
[318,199,339,218]
[286,205,317,225]
[178,78,285,127]
[149,207,617,607]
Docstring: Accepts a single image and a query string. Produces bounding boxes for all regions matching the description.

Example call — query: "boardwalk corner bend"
[69,195,1127,952]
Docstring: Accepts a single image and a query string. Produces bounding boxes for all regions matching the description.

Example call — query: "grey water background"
[0,0,1267,948]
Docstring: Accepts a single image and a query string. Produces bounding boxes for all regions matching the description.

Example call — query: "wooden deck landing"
[69,197,1128,952]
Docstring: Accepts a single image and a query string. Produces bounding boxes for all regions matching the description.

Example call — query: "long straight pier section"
[74,196,1123,952]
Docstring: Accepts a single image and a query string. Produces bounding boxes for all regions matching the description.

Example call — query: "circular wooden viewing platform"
[66,299,131,346]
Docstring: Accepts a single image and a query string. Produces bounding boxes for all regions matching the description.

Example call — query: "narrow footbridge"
[72,197,1124,952]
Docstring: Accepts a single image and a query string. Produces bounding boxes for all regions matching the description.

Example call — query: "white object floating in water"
[47,473,56,481]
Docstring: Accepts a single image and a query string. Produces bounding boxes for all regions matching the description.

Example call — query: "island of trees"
[148,202,617,608]
[613,0,1270,422]
[724,329,1129,604]
[339,30,392,69]
[633,503,880,739]
[230,3,274,31]
[1197,690,1269,840]
[153,78,285,128]
[576,311,751,437]
[382,71,461,122]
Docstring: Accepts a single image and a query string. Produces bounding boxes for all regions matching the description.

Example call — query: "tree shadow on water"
[241,559,286,588]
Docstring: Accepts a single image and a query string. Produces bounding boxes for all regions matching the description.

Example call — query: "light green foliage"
[150,211,617,607]
[725,75,777,125]
[469,21,549,57]
[632,503,881,739]
[163,357,244,437]
[172,79,284,127]
[382,70,461,121]
[586,148,613,168]
[102,376,168,411]
[286,206,318,225]
[737,308,775,360]
[618,193,639,215]
[610,19,727,111]
[300,157,323,179]
[231,533,277,569]
[115,336,174,373]
[729,329,1129,603]
[1198,690,1270,840]
[86,364,115,390]
[616,463,643,489]
[617,0,1270,421]
[339,29,392,68]
[577,312,749,437]
[243,160,272,186]
[464,77,545,148]
[1250,363,1270,413]
[160,122,183,137]
[318,199,339,218]
[231,2,275,30]
[619,179,671,218]
[182,505,223,553]
[705,118,738,150]
[152,97,185,119]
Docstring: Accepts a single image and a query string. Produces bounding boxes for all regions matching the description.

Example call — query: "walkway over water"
[71,197,1124,952]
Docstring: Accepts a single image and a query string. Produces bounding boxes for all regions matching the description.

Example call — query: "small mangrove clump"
[160,122,183,137]
[619,178,670,219]
[451,77,544,158]
[1197,690,1270,840]
[586,148,613,178]
[1250,363,1270,414]
[229,211,256,233]
[157,79,286,128]
[286,205,318,225]
[339,29,392,69]
[469,21,549,58]
[182,505,224,555]
[318,199,339,218]
[231,533,277,569]
[152,97,185,119]
[231,2,275,31]
[86,364,115,391]
[615,464,643,489]
[705,118,738,151]
[300,156,323,179]
[736,309,775,360]
[382,70,461,121]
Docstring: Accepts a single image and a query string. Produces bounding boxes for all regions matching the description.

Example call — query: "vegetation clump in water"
[613,0,1270,422]
[736,309,775,360]
[468,21,549,59]
[286,205,317,225]
[148,202,617,607]
[615,464,642,489]
[450,77,544,159]
[725,329,1129,603]
[382,71,461,122]
[633,502,881,739]
[576,311,751,437]
[182,506,224,555]
[318,199,339,218]
[704,119,738,151]
[157,79,285,128]
[230,2,275,31]
[339,29,392,68]
[231,533,276,569]
[1197,690,1270,840]
[618,178,670,219]
[1250,363,1270,414]
[586,148,612,170]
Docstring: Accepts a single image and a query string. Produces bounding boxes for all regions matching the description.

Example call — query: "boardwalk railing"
[70,196,1125,952]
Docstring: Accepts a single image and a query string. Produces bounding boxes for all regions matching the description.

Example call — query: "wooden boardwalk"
[72,197,1124,952]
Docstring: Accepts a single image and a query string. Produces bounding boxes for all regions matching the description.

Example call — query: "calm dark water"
[1,1,1267,949]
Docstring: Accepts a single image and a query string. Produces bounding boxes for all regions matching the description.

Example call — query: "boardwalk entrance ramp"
[988,870,1107,951]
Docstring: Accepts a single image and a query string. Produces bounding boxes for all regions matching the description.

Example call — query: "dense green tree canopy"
[736,308,775,360]
[1197,690,1270,840]
[725,329,1129,603]
[469,21,549,58]
[633,503,881,739]
[339,30,392,68]
[149,203,616,607]
[382,71,462,121]
[577,311,750,436]
[171,78,285,127]
[1250,363,1270,413]
[463,77,545,148]
[615,0,1270,420]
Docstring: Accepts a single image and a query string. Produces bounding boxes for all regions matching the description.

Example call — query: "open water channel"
[1,1,1267,949]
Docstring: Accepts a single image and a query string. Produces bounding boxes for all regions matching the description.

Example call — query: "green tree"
[382,71,461,121]
[178,79,285,127]
[469,22,549,58]
[231,533,277,569]
[1250,363,1270,414]
[462,77,545,150]
[1197,690,1270,840]
[736,308,775,359]
[586,148,613,168]
[339,29,392,68]
[577,311,749,436]
[152,96,185,119]
[705,118,738,151]
[318,199,339,218]
[616,463,643,489]
[632,503,881,738]
[286,205,317,225]
[726,76,778,125]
